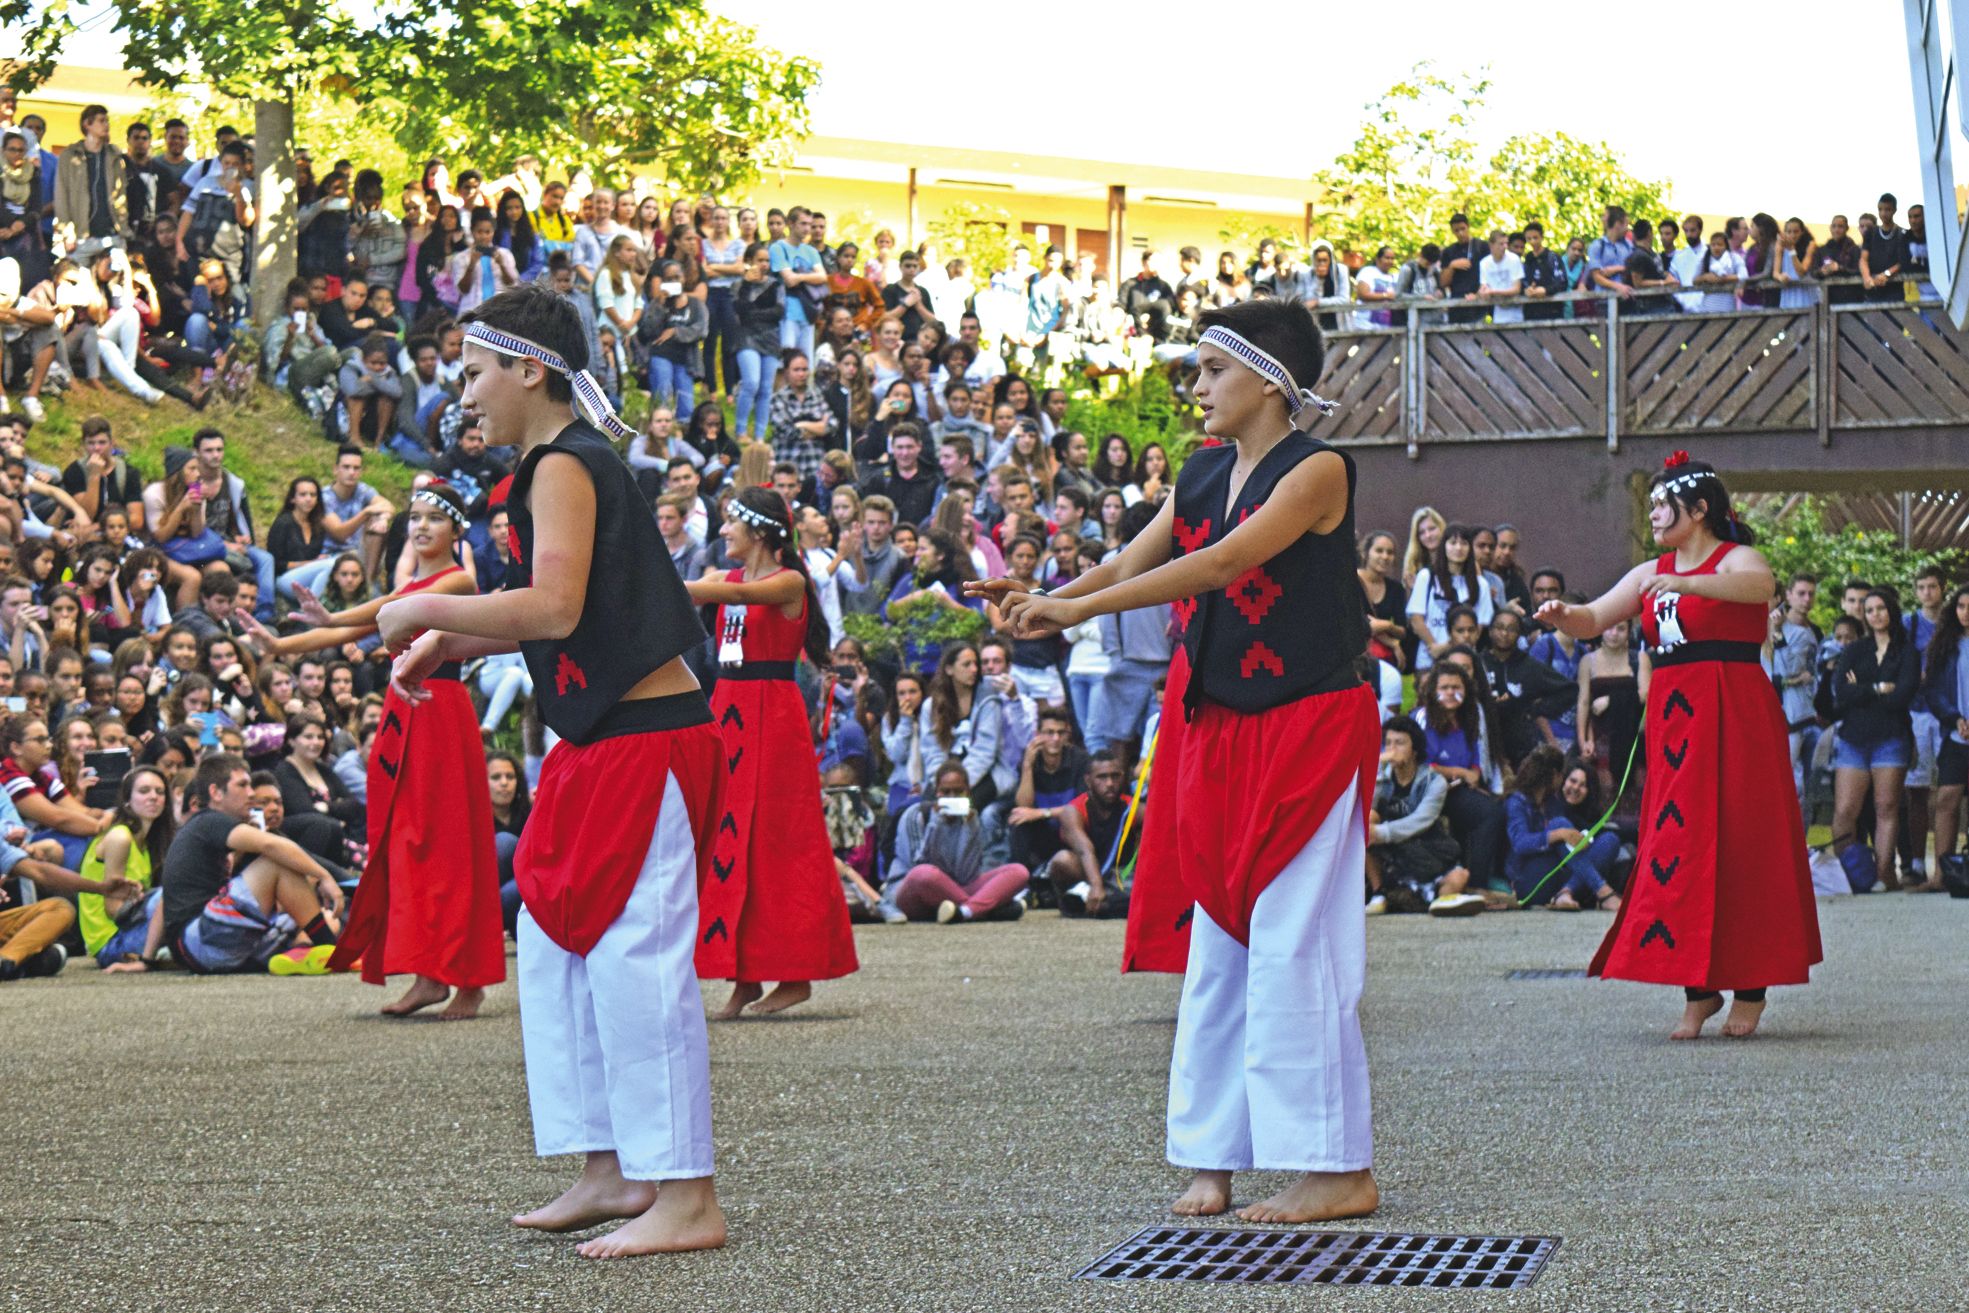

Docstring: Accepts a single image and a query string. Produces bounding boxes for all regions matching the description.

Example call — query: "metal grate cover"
[1075,1227,1559,1289]
[1507,968,1587,980]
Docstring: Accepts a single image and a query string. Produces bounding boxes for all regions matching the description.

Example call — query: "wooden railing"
[1309,277,1969,455]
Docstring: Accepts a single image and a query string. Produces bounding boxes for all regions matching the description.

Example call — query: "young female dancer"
[253,482,503,1019]
[381,285,726,1257]
[683,486,858,1019]
[971,297,1380,1225]
[1537,453,1820,1039]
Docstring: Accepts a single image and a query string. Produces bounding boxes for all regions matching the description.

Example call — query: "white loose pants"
[517,772,714,1180]
[1166,778,1372,1173]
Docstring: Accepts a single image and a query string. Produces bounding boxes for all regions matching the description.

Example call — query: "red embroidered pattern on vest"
[506,525,525,566]
[1237,505,1254,525]
[1171,596,1197,632]
[554,652,589,696]
[1228,566,1283,625]
[1240,642,1285,679]
[1172,516,1212,554]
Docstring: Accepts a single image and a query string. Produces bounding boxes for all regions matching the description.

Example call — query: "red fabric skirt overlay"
[694,677,858,982]
[1124,649,1193,974]
[516,721,725,957]
[1590,659,1821,989]
[1125,666,1379,968]
[329,679,505,987]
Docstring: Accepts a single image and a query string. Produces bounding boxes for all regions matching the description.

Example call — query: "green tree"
[1313,63,1491,256]
[926,202,1018,280]
[372,5,817,196]
[1741,497,1963,632]
[1484,131,1672,247]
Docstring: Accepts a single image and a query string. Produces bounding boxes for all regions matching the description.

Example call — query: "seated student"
[273,712,365,830]
[0,774,132,981]
[485,750,529,937]
[884,761,1031,923]
[249,770,353,886]
[1040,749,1135,919]
[159,753,344,976]
[1000,705,1087,885]
[0,714,110,868]
[337,334,406,451]
[823,757,898,924]
[1415,664,1508,907]
[1478,607,1575,768]
[1503,745,1623,911]
[1365,715,1470,915]
[76,764,176,968]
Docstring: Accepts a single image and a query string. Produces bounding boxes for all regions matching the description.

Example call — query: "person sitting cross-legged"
[1503,745,1622,911]
[1365,715,1473,915]
[885,760,1031,923]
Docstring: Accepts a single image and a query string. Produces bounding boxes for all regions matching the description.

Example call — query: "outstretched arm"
[684,571,805,608]
[966,497,1177,613]
[1537,560,1651,640]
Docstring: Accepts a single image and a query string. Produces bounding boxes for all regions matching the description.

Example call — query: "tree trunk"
[252,93,297,334]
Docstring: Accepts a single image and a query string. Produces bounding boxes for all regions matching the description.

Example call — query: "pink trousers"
[894,863,1030,921]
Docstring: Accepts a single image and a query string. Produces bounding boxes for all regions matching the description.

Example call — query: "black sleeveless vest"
[1170,434,1366,714]
[506,422,707,743]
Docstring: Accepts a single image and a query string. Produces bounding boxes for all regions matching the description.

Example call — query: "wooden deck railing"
[1309,277,1969,456]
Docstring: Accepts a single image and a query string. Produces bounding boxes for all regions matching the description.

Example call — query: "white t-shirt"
[1697,250,1746,313]
[1479,253,1525,323]
[1355,265,1399,330]
[804,546,844,648]
[1405,567,1496,670]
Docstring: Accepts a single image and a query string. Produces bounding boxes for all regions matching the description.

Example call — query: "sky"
[37,0,1928,221]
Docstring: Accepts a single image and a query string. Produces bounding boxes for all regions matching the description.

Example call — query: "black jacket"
[1830,637,1919,746]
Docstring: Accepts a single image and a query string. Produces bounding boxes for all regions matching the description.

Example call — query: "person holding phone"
[885,760,1031,923]
[682,487,858,1020]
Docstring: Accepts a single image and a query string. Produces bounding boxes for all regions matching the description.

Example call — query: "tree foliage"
[1741,496,1964,632]
[1314,62,1673,254]
[925,202,1019,286]
[370,3,817,195]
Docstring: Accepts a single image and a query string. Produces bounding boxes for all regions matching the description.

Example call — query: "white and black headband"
[410,484,470,530]
[462,322,635,441]
[728,498,785,536]
[1198,325,1339,427]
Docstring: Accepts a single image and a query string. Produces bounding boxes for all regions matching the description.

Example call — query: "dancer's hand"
[1637,571,1690,599]
[1007,593,1077,639]
[291,583,335,628]
[390,631,444,705]
[962,576,1031,606]
[376,596,427,651]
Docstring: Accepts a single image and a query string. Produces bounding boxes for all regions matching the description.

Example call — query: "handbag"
[160,527,226,566]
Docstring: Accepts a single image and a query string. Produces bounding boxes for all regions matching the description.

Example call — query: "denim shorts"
[1937,737,1969,789]
[178,874,297,974]
[1832,733,1913,772]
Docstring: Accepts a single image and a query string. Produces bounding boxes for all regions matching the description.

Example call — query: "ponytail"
[777,536,834,669]
[734,483,834,668]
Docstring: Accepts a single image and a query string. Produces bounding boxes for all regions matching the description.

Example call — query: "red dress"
[694,571,858,983]
[328,566,506,989]
[1589,543,1821,989]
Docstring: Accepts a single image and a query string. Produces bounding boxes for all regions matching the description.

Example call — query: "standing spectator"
[568,185,620,288]
[1668,215,1707,312]
[53,105,126,252]
[1121,250,1175,342]
[1438,213,1487,322]
[447,208,519,315]
[1621,220,1676,315]
[768,349,835,490]
[1391,243,1441,324]
[1693,232,1746,313]
[700,204,746,398]
[122,121,166,241]
[1770,573,1822,797]
[1503,745,1622,910]
[151,118,192,189]
[1920,584,1969,879]
[884,247,938,342]
[1830,588,1919,891]
[1776,218,1820,310]
[296,169,353,282]
[639,258,707,423]
[1586,205,1636,306]
[348,169,406,293]
[1518,223,1567,320]
[1474,228,1524,323]
[1859,192,1908,302]
[770,205,826,360]
[733,241,784,441]
[1352,246,1399,330]
[1303,240,1353,332]
[176,139,253,285]
[1406,523,1494,671]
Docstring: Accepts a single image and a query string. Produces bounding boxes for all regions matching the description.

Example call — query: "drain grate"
[1507,968,1587,980]
[1074,1227,1559,1288]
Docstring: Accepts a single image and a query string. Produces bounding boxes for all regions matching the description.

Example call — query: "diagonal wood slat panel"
[1836,309,1969,424]
[1313,332,1403,443]
[1423,326,1603,439]
[1627,313,1811,433]
[1738,490,1969,551]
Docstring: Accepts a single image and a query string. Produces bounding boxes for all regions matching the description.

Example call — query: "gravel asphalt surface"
[7,890,1964,1311]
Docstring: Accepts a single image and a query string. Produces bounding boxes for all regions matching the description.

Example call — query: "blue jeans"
[1510,826,1622,905]
[1833,733,1912,771]
[479,653,533,730]
[384,428,435,468]
[1067,672,1103,738]
[1087,657,1161,752]
[184,313,234,356]
[734,348,778,439]
[238,544,276,620]
[497,830,522,934]
[704,285,739,394]
[778,315,814,360]
[278,555,337,601]
[647,357,696,423]
[96,889,161,966]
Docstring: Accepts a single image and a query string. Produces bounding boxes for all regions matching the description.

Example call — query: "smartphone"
[249,808,266,831]
[936,796,971,819]
[1,697,23,713]
[83,748,131,810]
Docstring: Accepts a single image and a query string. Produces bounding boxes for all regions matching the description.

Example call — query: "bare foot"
[381,976,450,1016]
[712,982,763,1020]
[513,1174,656,1233]
[576,1178,727,1259]
[1600,894,1622,913]
[1721,996,1767,1038]
[1172,1169,1233,1217]
[1237,1169,1379,1224]
[439,987,485,1020]
[748,981,812,1015]
[1670,994,1724,1040]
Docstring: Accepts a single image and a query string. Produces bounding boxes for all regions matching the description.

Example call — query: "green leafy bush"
[1060,368,1202,473]
[841,595,986,663]
[1741,497,1964,631]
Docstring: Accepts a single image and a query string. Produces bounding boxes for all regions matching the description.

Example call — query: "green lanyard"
[1516,732,1643,908]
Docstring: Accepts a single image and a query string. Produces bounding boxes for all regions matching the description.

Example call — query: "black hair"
[1926,584,1969,687]
[1119,501,1159,545]
[1647,457,1757,546]
[1428,523,1482,608]
[1529,567,1566,591]
[730,486,832,669]
[1382,713,1427,763]
[457,284,586,403]
[1194,297,1326,413]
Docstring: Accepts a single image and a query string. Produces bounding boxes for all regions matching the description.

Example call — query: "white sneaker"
[1364,894,1388,916]
[20,395,44,422]
[1428,893,1486,917]
[935,898,960,924]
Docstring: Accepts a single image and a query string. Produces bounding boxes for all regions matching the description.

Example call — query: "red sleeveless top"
[717,568,809,665]
[1639,543,1766,653]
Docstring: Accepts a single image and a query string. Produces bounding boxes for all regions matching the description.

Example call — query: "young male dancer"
[380,284,727,1258]
[970,297,1380,1223]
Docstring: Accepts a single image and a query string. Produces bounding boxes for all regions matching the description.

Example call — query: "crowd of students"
[0,108,1956,981]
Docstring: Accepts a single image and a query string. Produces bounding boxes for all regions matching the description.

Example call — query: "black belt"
[1649,640,1762,668]
[564,690,714,744]
[429,661,462,682]
[717,661,797,681]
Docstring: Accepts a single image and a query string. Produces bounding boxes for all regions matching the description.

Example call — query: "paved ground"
[8,891,1967,1312]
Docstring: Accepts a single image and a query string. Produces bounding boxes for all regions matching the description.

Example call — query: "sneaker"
[1060,880,1089,915]
[1428,893,1486,917]
[0,957,21,982]
[20,395,44,422]
[1364,894,1388,916]
[935,899,960,924]
[877,900,908,925]
[24,944,67,978]
[268,944,337,976]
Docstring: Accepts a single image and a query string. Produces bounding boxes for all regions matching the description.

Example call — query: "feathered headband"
[1198,325,1339,428]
